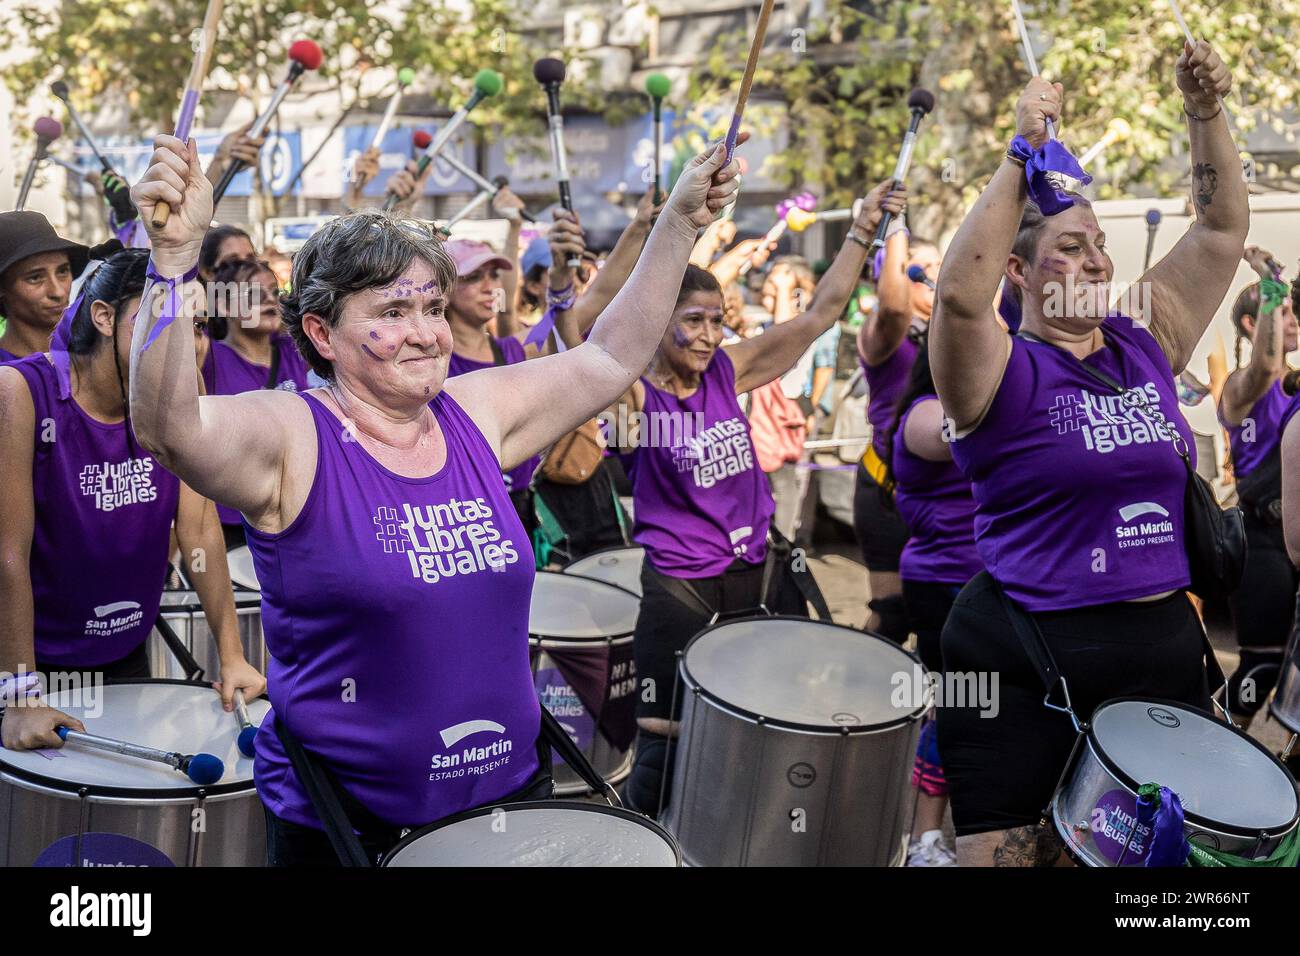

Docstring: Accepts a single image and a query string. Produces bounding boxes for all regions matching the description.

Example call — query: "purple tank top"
[622,348,773,578]
[248,390,540,830]
[862,334,919,457]
[1220,379,1291,479]
[0,346,20,364]
[892,396,982,585]
[950,316,1193,611]
[11,354,180,666]
[446,336,538,494]
[200,334,311,525]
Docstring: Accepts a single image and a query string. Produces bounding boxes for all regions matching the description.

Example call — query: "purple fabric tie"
[1008,134,1092,215]
[49,260,107,400]
[139,261,199,355]
[1137,784,1190,867]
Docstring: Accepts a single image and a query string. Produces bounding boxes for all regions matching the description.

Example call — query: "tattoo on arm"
[1192,163,1218,216]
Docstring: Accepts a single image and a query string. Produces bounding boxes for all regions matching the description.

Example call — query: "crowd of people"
[1,35,1298,869]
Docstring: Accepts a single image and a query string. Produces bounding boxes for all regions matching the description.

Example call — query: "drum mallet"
[872,88,934,251]
[212,39,324,204]
[724,0,775,164]
[234,689,258,758]
[384,68,502,211]
[15,117,63,212]
[50,80,113,173]
[436,149,538,224]
[645,73,670,204]
[1077,117,1131,168]
[152,0,225,228]
[738,217,787,277]
[56,727,225,785]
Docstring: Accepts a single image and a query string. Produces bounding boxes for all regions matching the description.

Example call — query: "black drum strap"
[273,717,374,867]
[767,526,832,621]
[153,613,205,682]
[537,704,620,805]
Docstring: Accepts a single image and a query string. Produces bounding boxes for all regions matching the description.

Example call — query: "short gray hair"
[280,211,457,380]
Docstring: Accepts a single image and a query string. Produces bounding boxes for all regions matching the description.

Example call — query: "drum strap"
[536,704,622,806]
[273,717,376,867]
[153,612,205,682]
[994,582,1229,729]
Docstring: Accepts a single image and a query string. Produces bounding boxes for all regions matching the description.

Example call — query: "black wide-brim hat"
[0,211,90,281]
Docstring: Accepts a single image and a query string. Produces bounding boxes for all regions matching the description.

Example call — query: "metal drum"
[226,545,261,592]
[529,572,641,796]
[563,546,645,597]
[382,801,679,867]
[664,616,926,866]
[1053,698,1300,866]
[1268,613,1300,736]
[149,588,264,680]
[0,680,270,867]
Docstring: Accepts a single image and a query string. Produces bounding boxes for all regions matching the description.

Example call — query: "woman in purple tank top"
[606,181,907,817]
[852,217,942,643]
[0,249,266,752]
[125,131,741,865]
[882,343,982,867]
[929,49,1246,866]
[1217,255,1300,723]
[201,255,312,549]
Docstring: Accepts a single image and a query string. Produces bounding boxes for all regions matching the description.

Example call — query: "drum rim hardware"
[679,614,929,734]
[0,679,261,801]
[1076,695,1300,837]
[379,799,682,867]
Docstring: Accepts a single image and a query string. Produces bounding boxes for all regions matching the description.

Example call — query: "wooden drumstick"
[152,0,224,228]
[724,0,775,163]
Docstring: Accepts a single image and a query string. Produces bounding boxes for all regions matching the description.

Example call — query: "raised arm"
[902,396,954,463]
[566,192,663,339]
[859,226,913,366]
[1138,41,1248,374]
[930,80,1059,432]
[492,186,527,338]
[730,181,902,394]
[446,142,741,471]
[128,135,297,523]
[1220,248,1288,425]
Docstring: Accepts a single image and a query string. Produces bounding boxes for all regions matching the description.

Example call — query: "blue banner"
[341,123,478,196]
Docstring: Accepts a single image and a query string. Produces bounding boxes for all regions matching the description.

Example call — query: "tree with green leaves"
[687,0,1300,239]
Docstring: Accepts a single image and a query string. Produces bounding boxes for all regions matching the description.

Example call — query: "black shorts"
[901,578,963,674]
[936,571,1212,837]
[852,461,908,573]
[633,558,805,721]
[1226,514,1299,715]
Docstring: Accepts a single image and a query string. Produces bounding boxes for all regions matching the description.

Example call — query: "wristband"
[0,672,42,708]
[1260,278,1288,314]
[846,231,871,251]
[139,260,201,354]
[1184,103,1221,122]
[546,283,576,310]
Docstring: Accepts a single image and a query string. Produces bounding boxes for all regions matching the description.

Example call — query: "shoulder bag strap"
[273,717,374,867]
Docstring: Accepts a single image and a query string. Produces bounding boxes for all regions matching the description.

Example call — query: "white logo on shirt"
[1047,383,1179,455]
[372,499,520,585]
[430,719,513,777]
[671,417,756,488]
[78,458,159,512]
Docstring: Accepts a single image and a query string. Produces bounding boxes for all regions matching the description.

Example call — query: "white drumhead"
[564,548,645,597]
[684,618,925,729]
[529,572,640,639]
[1093,700,1298,829]
[0,682,270,792]
[226,546,261,592]
[385,805,678,867]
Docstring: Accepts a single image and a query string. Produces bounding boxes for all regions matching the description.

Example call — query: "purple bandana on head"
[1009,135,1093,215]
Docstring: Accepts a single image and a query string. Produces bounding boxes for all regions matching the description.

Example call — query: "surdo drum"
[0,680,270,866]
[150,585,264,680]
[1052,699,1299,866]
[563,546,645,597]
[664,617,926,866]
[382,801,679,867]
[528,572,640,795]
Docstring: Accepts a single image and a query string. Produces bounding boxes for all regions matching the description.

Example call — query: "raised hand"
[1014,77,1064,149]
[1177,40,1230,117]
[131,135,212,274]
[663,132,747,233]
[852,181,907,238]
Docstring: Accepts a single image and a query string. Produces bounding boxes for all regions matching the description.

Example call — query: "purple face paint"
[1039,256,1070,274]
[369,331,381,340]
[361,344,383,361]
[671,326,691,348]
